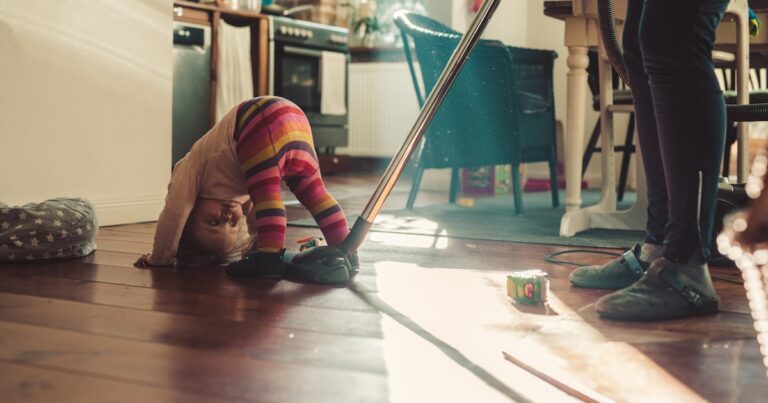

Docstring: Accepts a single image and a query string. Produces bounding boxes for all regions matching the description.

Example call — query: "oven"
[268,16,349,149]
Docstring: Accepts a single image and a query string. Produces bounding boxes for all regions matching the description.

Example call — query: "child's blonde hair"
[176,218,252,266]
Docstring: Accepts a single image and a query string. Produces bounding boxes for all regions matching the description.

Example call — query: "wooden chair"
[581,50,636,202]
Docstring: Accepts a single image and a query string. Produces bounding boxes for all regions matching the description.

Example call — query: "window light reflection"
[367,232,449,249]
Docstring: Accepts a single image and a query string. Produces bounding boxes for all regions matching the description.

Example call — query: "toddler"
[135,96,351,277]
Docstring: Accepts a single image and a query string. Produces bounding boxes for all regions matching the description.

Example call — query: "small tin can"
[507,270,548,305]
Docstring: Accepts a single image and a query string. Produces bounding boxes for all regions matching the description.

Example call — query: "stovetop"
[271,16,348,52]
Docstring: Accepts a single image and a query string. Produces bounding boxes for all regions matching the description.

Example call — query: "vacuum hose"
[726,103,768,122]
[596,0,631,86]
[596,0,768,122]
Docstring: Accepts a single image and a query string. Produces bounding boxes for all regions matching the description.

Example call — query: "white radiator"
[340,62,420,157]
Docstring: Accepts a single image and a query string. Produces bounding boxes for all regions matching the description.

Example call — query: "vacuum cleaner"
[285,0,768,284]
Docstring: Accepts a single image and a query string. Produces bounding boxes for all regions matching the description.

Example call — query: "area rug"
[289,190,644,249]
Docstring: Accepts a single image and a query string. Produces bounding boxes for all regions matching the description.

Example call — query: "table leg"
[597,44,617,209]
[560,45,590,236]
[731,0,750,182]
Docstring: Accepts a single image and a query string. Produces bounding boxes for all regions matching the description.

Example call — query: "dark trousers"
[623,0,728,262]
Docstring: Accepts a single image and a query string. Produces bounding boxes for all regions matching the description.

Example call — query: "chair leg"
[582,117,602,177]
[722,142,731,178]
[449,168,460,204]
[618,113,635,202]
[511,164,523,215]
[549,153,560,208]
[722,122,736,178]
[406,165,425,209]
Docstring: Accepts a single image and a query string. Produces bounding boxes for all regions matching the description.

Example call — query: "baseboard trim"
[93,196,164,227]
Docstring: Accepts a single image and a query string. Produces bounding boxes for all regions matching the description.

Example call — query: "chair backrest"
[394,12,558,168]
[586,50,620,100]
[394,13,456,107]
[507,46,558,161]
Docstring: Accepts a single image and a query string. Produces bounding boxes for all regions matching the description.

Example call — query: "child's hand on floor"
[134,254,153,268]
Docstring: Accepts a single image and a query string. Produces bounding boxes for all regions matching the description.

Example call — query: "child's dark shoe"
[569,244,648,289]
[225,250,285,278]
[595,257,719,321]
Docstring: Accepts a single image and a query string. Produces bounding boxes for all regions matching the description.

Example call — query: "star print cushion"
[0,198,98,262]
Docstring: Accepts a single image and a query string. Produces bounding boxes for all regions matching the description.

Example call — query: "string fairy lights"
[718,150,768,378]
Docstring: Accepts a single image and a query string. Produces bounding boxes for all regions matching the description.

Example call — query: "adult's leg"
[642,0,728,262]
[623,0,666,246]
[595,0,727,320]
[569,0,663,290]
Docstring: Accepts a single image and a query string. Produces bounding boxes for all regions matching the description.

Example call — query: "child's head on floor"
[177,198,252,265]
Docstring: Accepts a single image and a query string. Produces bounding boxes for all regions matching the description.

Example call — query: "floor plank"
[99,222,157,234]
[0,321,388,403]
[633,338,768,401]
[0,261,380,311]
[0,271,384,338]
[0,292,386,374]
[0,360,219,403]
[95,228,154,243]
[93,238,153,254]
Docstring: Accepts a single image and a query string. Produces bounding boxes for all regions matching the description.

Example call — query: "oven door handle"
[283,46,324,58]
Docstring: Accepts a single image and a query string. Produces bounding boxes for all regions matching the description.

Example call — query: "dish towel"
[320,51,347,116]
[216,21,254,121]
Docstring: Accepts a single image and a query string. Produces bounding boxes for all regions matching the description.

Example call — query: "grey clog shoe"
[569,244,648,289]
[596,257,720,321]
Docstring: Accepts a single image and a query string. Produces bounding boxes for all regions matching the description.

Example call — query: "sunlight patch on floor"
[372,260,705,402]
[367,232,449,249]
[373,261,575,403]
[379,315,518,403]
[502,291,705,401]
[371,213,453,243]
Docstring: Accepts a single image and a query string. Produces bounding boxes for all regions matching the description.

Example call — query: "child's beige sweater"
[149,107,251,266]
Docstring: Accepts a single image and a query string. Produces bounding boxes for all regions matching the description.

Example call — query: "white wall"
[424,0,528,46]
[476,0,528,47]
[0,0,173,226]
[343,63,419,157]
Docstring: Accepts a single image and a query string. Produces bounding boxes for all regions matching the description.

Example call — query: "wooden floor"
[1,173,766,402]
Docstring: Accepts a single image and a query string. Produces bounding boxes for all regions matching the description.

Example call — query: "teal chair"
[394,12,559,214]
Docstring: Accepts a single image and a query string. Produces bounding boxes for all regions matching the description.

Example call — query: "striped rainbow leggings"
[234,97,349,253]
